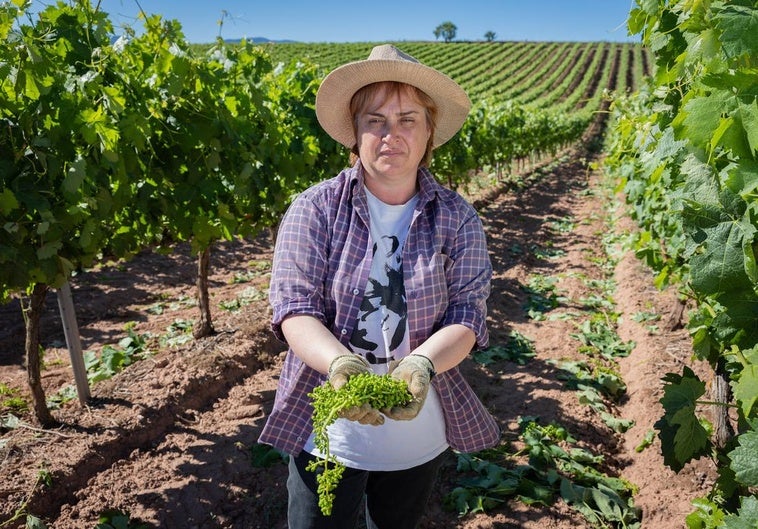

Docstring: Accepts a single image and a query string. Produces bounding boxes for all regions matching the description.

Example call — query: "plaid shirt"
[258,162,500,455]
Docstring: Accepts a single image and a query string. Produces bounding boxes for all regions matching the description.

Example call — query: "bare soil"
[0,143,717,528]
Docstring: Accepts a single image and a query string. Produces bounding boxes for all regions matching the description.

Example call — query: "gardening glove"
[327,354,384,426]
[382,354,435,421]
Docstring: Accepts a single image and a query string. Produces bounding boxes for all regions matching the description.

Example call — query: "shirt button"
[352,288,360,295]
[341,329,348,335]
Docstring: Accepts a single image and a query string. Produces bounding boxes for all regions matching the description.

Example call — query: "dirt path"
[1,144,717,528]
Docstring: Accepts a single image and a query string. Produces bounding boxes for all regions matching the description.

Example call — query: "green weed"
[473,331,536,366]
[522,275,567,320]
[0,384,28,414]
[160,319,195,347]
[446,418,640,527]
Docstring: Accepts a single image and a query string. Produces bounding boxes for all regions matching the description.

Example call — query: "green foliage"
[553,360,626,400]
[1,0,134,297]
[2,18,625,351]
[261,41,645,103]
[728,421,758,488]
[83,327,151,384]
[551,358,634,434]
[634,430,655,453]
[687,495,758,529]
[250,443,288,468]
[433,21,457,42]
[653,367,712,472]
[0,396,27,414]
[0,383,28,414]
[44,326,152,410]
[521,274,565,320]
[0,461,52,529]
[159,318,194,347]
[605,0,758,522]
[723,496,758,529]
[431,100,591,190]
[472,331,536,366]
[0,1,346,305]
[95,509,151,529]
[307,374,411,516]
[0,5,650,522]
[46,384,77,410]
[218,285,266,311]
[631,310,661,333]
[23,514,47,528]
[446,418,640,527]
[609,0,758,353]
[570,314,635,361]
[732,346,758,420]
[227,39,630,194]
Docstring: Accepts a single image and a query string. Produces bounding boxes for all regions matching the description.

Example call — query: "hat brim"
[315,58,470,149]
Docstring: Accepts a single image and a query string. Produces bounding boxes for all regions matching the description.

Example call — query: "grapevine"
[307,373,412,516]
[605,0,758,526]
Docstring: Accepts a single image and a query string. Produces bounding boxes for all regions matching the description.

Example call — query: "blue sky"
[34,0,640,44]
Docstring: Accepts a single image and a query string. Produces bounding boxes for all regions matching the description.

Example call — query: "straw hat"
[315,44,470,149]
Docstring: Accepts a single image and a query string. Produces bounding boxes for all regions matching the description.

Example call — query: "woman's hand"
[382,354,435,421]
[328,354,384,426]
[328,354,371,389]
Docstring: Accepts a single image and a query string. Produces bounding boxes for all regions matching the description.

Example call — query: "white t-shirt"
[304,187,448,471]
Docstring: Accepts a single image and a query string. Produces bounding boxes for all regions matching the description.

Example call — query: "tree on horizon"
[433,21,457,42]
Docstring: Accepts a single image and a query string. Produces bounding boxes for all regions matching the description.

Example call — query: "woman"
[258,44,500,529]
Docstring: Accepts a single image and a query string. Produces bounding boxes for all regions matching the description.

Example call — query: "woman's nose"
[382,121,400,141]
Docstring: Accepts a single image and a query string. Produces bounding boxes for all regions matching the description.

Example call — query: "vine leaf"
[739,101,758,156]
[677,91,734,153]
[729,422,758,488]
[713,4,758,61]
[733,347,758,419]
[722,496,758,529]
[655,367,711,472]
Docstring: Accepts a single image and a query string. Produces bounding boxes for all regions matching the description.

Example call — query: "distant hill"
[224,37,297,44]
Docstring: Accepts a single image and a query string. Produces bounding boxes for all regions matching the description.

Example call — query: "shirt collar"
[351,161,439,207]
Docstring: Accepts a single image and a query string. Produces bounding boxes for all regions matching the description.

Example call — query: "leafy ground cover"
[0,140,718,528]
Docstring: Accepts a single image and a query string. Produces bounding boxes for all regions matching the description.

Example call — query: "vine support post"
[57,281,90,404]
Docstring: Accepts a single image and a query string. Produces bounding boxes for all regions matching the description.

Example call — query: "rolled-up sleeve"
[440,208,492,348]
[269,192,330,342]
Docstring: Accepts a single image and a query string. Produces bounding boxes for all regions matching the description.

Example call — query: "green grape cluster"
[307,373,412,515]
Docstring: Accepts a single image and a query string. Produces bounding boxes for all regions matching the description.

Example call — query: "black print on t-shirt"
[350,237,408,365]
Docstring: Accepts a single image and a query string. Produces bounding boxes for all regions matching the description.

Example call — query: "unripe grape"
[306,373,412,515]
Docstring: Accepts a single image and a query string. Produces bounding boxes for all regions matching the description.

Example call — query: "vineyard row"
[2,1,641,425]
[604,1,758,526]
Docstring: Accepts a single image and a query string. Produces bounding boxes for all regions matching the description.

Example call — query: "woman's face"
[355,85,432,196]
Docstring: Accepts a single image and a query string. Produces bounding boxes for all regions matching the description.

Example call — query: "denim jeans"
[286,450,447,529]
